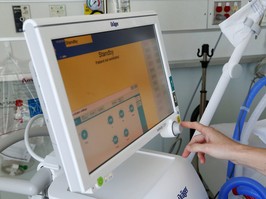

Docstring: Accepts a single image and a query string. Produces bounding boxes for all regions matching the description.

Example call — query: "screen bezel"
[24,12,180,194]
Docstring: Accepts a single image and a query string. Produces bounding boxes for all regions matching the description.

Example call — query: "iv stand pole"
[197,44,214,118]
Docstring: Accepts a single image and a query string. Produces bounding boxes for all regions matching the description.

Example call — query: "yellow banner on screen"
[64,35,93,47]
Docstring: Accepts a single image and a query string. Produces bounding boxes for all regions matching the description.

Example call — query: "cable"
[213,191,219,199]
[24,114,45,163]
[182,76,202,121]
[254,57,266,78]
[168,135,182,154]
[208,32,223,63]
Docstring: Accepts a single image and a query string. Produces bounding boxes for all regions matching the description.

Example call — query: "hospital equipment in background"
[0,0,265,198]
[106,0,131,13]
[0,38,45,182]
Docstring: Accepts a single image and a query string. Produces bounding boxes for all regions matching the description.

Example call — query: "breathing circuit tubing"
[219,76,266,198]
[219,177,266,199]
[233,93,266,178]
[226,76,266,179]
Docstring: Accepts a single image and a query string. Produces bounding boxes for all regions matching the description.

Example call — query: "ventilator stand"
[197,44,213,118]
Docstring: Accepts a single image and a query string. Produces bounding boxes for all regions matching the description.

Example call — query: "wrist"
[229,143,248,165]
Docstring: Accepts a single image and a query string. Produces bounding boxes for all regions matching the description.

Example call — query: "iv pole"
[197,44,213,118]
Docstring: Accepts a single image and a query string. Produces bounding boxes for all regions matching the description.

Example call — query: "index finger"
[181,121,208,136]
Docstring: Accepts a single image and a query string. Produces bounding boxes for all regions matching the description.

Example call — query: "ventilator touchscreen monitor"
[24,12,181,194]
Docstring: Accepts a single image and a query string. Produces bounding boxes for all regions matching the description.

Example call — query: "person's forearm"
[231,144,266,175]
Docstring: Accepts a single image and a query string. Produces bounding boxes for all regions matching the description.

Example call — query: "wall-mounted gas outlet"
[213,1,241,25]
[12,5,31,32]
[49,5,66,17]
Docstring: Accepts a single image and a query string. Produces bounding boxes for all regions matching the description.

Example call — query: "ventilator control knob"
[160,120,182,137]
[172,121,182,136]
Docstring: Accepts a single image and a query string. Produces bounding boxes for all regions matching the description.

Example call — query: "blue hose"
[221,77,266,198]
[227,76,266,179]
[219,177,266,199]
[236,185,260,198]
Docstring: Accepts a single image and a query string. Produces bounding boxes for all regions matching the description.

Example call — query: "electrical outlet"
[12,5,31,32]
[49,5,66,17]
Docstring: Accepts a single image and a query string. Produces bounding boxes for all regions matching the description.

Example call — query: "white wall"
[1,0,265,64]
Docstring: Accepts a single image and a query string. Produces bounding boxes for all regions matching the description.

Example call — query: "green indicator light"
[97,176,104,187]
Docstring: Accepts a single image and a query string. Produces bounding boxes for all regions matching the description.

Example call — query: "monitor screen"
[24,12,181,194]
[52,25,173,173]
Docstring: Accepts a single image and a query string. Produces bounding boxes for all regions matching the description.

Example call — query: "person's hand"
[181,121,266,175]
[181,121,240,164]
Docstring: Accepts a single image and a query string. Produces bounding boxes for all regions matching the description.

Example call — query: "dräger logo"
[110,21,119,27]
[177,187,188,199]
